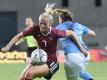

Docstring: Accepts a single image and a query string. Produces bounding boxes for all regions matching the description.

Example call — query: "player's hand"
[15,42,19,46]
[1,46,9,52]
[80,48,88,57]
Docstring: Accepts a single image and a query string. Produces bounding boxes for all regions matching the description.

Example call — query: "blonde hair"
[39,12,53,24]
[45,3,73,18]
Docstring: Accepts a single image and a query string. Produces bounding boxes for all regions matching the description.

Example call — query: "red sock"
[24,78,32,80]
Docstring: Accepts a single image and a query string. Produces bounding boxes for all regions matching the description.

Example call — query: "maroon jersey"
[23,26,66,61]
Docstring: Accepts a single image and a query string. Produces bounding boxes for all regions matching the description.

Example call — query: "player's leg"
[19,64,33,80]
[85,52,91,64]
[80,70,94,80]
[24,63,49,80]
[64,53,86,80]
[79,53,94,80]
[25,61,59,80]
[64,62,79,80]
[44,62,59,80]
[41,62,59,80]
[20,47,37,80]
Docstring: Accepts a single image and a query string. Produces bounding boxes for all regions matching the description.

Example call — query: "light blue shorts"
[64,53,86,80]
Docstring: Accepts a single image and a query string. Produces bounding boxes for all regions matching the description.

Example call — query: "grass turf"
[0,62,107,80]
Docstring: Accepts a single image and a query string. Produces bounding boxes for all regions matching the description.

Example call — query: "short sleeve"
[54,29,66,38]
[82,25,90,35]
[23,27,35,37]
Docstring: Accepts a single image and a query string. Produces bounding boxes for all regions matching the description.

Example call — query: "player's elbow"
[88,30,96,37]
[16,32,24,40]
[91,31,96,37]
[66,30,74,37]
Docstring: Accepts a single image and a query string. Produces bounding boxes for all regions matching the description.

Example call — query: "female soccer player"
[56,9,95,80]
[15,17,38,64]
[1,12,87,80]
[44,4,95,80]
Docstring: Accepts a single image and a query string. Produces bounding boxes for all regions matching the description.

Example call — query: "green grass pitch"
[0,62,107,80]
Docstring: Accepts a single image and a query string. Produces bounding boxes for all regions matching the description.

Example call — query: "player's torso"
[56,22,81,54]
[33,27,58,61]
[73,23,90,51]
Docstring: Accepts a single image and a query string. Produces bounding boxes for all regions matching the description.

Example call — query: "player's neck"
[41,27,51,36]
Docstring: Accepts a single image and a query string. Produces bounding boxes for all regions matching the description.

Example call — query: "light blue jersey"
[56,21,90,55]
[72,22,90,51]
[56,21,93,80]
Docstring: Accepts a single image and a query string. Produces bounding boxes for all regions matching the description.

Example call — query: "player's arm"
[66,30,88,56]
[87,29,96,37]
[15,38,25,45]
[83,25,96,37]
[1,32,24,52]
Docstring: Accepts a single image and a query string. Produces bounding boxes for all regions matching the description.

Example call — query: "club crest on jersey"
[37,34,41,37]
[49,37,53,40]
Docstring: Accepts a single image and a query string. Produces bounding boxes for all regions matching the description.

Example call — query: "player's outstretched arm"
[15,38,24,46]
[1,32,24,52]
[66,30,88,56]
[87,29,96,37]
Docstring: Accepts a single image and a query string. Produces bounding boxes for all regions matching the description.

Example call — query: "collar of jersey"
[41,27,52,36]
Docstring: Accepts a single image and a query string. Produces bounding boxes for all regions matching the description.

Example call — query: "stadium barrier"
[58,49,107,63]
[89,49,107,62]
[0,49,107,64]
[0,51,27,64]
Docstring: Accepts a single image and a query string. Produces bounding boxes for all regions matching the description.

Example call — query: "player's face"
[39,17,51,33]
[25,18,34,27]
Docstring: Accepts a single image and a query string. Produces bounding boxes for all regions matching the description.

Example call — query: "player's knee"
[19,77,24,80]
[25,71,33,79]
[18,75,25,80]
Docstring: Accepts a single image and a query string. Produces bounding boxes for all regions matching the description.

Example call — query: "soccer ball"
[31,48,47,65]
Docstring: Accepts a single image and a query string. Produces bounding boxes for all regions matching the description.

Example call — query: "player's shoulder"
[75,22,88,28]
[73,22,82,26]
[51,27,58,32]
[51,27,65,33]
[52,27,62,31]
[56,23,64,28]
[73,22,86,29]
[56,21,72,29]
[32,25,40,31]
[62,21,73,26]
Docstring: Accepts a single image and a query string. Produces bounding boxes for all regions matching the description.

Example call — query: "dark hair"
[45,7,73,22]
[60,11,73,22]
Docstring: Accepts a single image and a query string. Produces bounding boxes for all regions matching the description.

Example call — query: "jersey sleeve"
[54,29,66,38]
[82,25,90,36]
[23,27,35,37]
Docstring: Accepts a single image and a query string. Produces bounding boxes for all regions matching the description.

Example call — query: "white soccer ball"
[31,48,47,65]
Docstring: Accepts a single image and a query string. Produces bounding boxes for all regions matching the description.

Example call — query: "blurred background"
[0,0,107,50]
[0,0,107,80]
